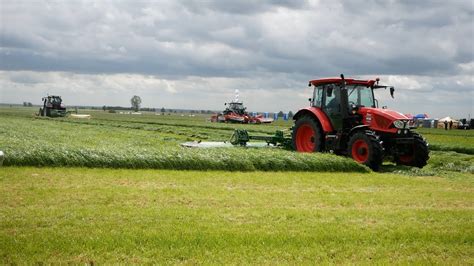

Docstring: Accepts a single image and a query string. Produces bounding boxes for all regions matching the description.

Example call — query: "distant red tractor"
[211,101,273,124]
[292,74,429,170]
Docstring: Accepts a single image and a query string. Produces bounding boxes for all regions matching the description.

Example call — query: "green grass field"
[1,167,473,264]
[0,106,473,263]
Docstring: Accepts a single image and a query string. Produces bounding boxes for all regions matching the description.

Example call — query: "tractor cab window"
[323,84,343,130]
[228,102,245,115]
[51,97,61,104]
[347,86,375,108]
[324,85,340,113]
[312,86,323,107]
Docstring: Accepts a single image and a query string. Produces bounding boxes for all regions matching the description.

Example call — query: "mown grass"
[1,107,474,173]
[1,167,473,264]
[416,128,474,154]
[0,112,367,172]
[4,106,473,153]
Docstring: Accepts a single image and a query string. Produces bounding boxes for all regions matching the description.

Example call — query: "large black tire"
[348,131,384,171]
[292,115,323,152]
[395,133,429,168]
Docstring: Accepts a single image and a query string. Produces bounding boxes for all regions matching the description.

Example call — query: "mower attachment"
[230,129,293,149]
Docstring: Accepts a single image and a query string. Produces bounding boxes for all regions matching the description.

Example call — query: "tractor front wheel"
[292,116,322,152]
[395,134,429,168]
[348,132,383,171]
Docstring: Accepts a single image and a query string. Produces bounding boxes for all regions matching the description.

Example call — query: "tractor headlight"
[393,120,405,129]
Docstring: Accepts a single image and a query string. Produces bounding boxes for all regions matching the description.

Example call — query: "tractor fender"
[293,107,334,133]
[348,124,370,137]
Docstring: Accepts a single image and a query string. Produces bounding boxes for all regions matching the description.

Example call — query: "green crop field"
[0,106,473,264]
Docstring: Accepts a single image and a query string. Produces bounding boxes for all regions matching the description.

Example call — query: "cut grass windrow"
[2,146,369,172]
[1,108,473,173]
[429,144,474,155]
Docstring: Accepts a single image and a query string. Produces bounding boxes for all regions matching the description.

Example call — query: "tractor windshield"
[49,97,62,104]
[347,85,375,108]
[228,102,246,115]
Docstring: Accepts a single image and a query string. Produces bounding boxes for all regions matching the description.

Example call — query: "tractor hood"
[360,107,408,120]
[358,107,410,131]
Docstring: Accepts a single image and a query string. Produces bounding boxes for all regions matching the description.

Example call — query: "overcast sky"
[0,0,473,118]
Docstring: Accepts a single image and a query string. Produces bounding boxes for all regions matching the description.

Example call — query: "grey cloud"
[1,0,472,78]
[181,0,307,15]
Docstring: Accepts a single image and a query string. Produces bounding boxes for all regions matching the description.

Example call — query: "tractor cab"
[292,75,429,171]
[224,101,246,116]
[309,78,389,131]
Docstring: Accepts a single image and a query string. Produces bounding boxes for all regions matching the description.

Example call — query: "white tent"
[439,117,458,122]
[437,117,459,129]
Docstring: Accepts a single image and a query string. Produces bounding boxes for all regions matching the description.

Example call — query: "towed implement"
[185,75,429,171]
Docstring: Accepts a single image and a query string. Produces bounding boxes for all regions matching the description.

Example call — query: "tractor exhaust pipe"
[340,74,349,119]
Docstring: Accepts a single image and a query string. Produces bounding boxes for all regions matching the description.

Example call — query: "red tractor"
[292,75,429,171]
[211,101,274,124]
[211,101,249,123]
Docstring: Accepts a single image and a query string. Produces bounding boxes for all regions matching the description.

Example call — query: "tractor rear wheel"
[395,134,429,168]
[292,115,322,152]
[348,131,383,171]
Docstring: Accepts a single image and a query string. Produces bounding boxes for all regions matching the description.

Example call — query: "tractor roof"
[309,78,376,87]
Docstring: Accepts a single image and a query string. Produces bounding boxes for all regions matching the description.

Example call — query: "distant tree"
[277,111,284,117]
[27,102,33,107]
[23,102,27,107]
[161,107,166,113]
[130,95,142,112]
[288,111,294,118]
[102,105,106,111]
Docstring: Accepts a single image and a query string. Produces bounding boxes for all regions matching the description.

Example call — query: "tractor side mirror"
[390,87,394,98]
[224,103,227,106]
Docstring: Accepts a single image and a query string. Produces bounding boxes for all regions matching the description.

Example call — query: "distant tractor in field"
[38,95,67,117]
[211,89,274,124]
[292,75,429,170]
